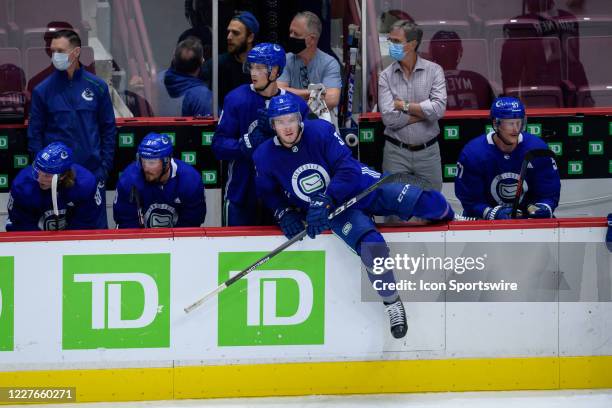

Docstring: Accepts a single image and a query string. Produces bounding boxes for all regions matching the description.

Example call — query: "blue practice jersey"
[253,119,380,215]
[455,132,561,218]
[113,159,206,228]
[6,164,105,231]
[212,84,309,206]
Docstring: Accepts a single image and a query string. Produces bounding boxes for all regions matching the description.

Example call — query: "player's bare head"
[268,95,303,148]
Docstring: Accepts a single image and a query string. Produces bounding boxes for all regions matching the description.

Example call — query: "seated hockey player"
[455,97,561,220]
[253,95,456,339]
[6,142,105,231]
[113,132,206,228]
[212,42,309,226]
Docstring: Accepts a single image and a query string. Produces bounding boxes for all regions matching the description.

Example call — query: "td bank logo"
[218,251,325,346]
[0,257,14,351]
[63,254,170,349]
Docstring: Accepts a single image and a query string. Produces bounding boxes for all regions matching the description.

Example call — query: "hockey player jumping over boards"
[455,97,561,220]
[212,43,309,226]
[113,132,206,228]
[253,95,457,339]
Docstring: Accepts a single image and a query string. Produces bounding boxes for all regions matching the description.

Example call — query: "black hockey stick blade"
[184,171,414,313]
[511,148,557,219]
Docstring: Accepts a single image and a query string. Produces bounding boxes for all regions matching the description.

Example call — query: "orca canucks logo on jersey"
[490,172,528,204]
[38,209,68,230]
[291,164,331,202]
[143,204,178,228]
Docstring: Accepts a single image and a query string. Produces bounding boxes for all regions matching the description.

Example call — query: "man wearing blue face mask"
[27,29,116,228]
[378,20,447,192]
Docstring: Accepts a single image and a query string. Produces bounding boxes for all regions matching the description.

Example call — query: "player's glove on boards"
[306,193,333,238]
[606,213,612,253]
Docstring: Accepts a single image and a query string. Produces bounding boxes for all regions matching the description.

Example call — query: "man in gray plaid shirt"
[378,21,447,191]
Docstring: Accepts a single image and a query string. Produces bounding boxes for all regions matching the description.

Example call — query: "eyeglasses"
[299,65,309,88]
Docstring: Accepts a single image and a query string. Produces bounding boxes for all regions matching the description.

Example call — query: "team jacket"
[27,67,116,181]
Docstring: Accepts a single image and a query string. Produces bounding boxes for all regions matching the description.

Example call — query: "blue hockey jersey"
[253,119,380,215]
[455,132,561,218]
[212,84,309,206]
[113,159,206,228]
[6,164,105,231]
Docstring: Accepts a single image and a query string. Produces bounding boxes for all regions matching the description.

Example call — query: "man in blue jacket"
[27,29,115,228]
[164,37,212,117]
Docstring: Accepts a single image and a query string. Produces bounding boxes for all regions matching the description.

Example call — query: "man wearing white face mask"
[27,29,116,228]
[378,20,447,192]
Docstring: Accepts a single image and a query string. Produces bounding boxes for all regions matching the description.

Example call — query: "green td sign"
[588,141,604,155]
[181,151,197,165]
[526,123,542,136]
[13,155,28,168]
[444,126,459,140]
[359,128,375,143]
[0,257,14,351]
[568,161,583,175]
[202,170,217,185]
[118,133,135,147]
[548,142,563,156]
[568,122,583,137]
[0,175,8,189]
[63,254,170,349]
[444,164,458,178]
[0,135,7,149]
[201,131,214,146]
[218,251,325,346]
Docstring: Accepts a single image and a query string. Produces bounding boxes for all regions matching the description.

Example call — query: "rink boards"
[0,218,610,402]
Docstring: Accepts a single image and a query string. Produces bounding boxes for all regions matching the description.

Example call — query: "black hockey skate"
[384,297,407,339]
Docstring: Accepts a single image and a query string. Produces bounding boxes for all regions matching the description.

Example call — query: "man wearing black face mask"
[201,11,259,112]
[278,11,341,112]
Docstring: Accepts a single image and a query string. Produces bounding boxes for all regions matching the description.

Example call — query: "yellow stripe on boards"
[0,356,610,404]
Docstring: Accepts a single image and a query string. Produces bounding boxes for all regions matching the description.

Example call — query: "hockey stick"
[184,171,411,313]
[130,185,145,228]
[511,148,556,219]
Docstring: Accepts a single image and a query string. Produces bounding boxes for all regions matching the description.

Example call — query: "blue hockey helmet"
[268,95,302,123]
[246,43,286,76]
[33,142,73,177]
[137,132,173,172]
[491,97,525,120]
[138,132,173,160]
[491,96,526,132]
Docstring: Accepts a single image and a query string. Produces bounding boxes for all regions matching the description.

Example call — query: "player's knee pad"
[411,190,454,221]
[331,209,377,253]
